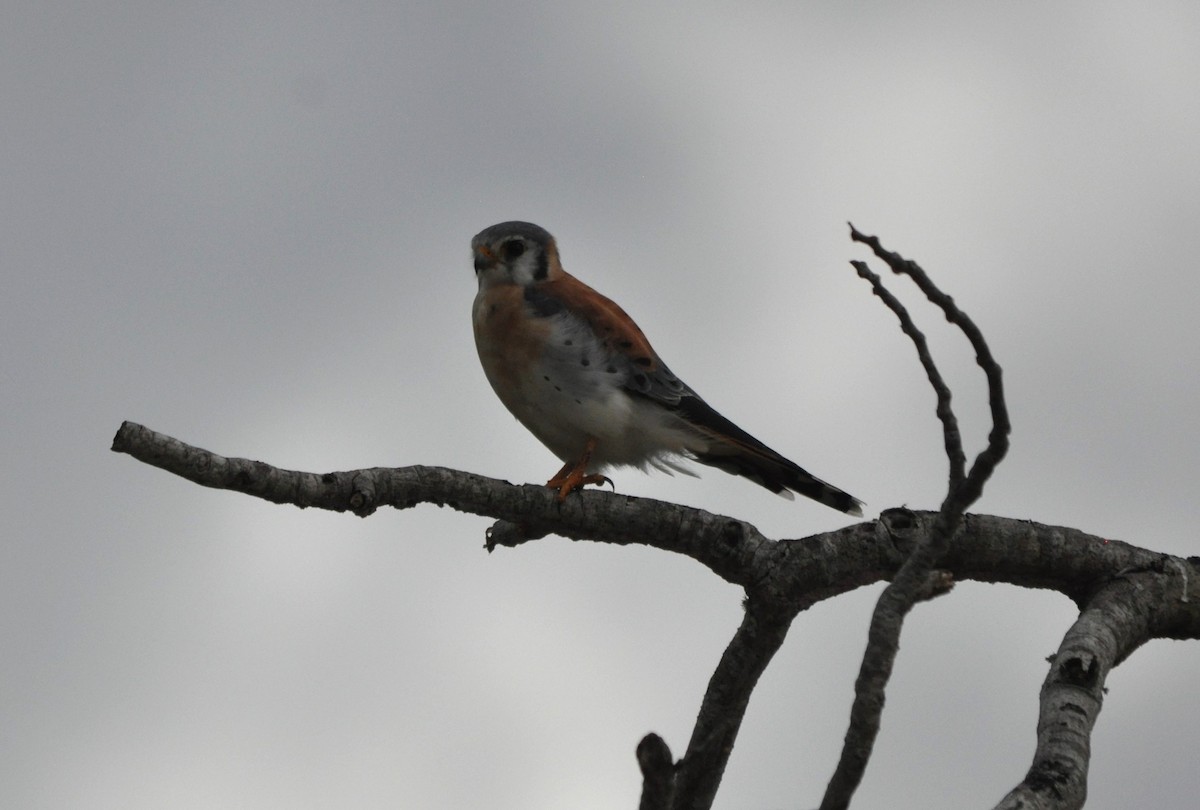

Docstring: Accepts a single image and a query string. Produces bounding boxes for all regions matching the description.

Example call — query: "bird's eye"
[501,240,526,260]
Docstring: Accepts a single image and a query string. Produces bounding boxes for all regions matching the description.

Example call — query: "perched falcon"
[471,221,862,515]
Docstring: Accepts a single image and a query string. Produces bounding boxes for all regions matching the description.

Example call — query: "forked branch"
[821,226,1011,810]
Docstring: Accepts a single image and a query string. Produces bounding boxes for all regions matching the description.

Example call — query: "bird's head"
[471,221,562,290]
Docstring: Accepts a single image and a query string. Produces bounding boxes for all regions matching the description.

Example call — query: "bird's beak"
[473,245,496,273]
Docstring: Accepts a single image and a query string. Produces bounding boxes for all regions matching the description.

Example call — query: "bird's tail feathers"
[677,397,864,516]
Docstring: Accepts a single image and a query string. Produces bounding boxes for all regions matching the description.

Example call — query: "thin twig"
[849,224,1011,509]
[849,258,966,489]
[821,228,1011,810]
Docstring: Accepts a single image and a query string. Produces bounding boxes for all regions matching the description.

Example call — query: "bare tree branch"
[112,422,1199,807]
[849,223,1012,510]
[671,599,795,810]
[112,422,1198,810]
[110,228,1198,810]
[995,564,1200,810]
[110,421,770,588]
[820,513,957,810]
[822,227,1012,810]
[106,429,1172,610]
[637,733,676,810]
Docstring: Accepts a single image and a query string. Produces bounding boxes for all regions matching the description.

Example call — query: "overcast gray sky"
[5,2,1199,808]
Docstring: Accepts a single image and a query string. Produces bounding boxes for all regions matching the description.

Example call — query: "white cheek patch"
[510,252,546,287]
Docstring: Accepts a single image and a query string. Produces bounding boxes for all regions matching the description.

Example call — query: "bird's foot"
[545,469,612,501]
[545,438,612,501]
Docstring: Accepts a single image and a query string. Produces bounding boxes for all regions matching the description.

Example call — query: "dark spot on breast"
[632,372,648,388]
[617,339,633,349]
[634,356,652,367]
[574,399,582,405]
[543,375,551,381]
[580,357,590,366]
[554,385,562,392]
[606,365,617,374]
[564,339,573,346]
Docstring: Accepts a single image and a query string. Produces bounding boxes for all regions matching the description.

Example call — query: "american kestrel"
[471,221,863,515]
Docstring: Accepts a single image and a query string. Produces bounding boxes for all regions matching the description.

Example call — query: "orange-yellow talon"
[544,438,609,500]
